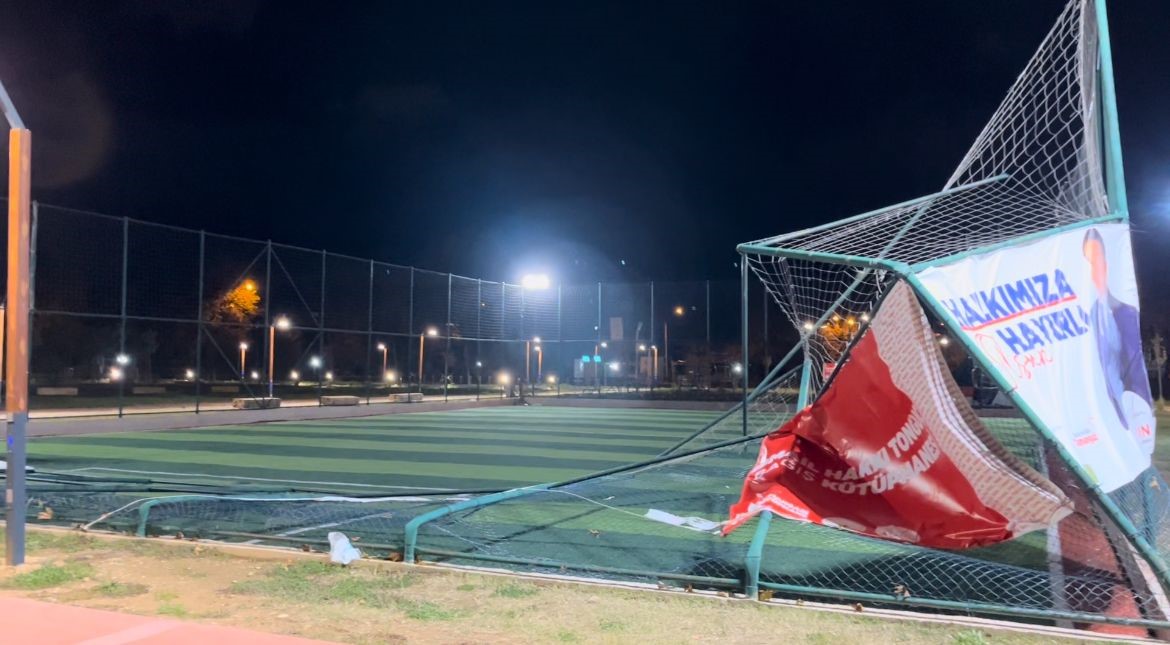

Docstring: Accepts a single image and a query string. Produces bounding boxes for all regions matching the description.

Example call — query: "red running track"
[0,597,336,644]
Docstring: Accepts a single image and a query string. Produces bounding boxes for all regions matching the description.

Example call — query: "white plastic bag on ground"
[327,531,361,565]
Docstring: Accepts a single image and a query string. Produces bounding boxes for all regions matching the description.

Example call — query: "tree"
[818,314,862,361]
[206,279,262,341]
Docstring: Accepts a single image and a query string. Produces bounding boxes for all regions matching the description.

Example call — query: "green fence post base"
[744,511,772,599]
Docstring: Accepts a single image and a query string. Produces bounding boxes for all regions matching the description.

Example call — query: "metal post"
[118,217,128,418]
[763,288,769,373]
[365,260,374,406]
[649,281,655,394]
[706,279,711,389]
[1095,0,1128,217]
[408,267,416,396]
[262,241,272,398]
[740,257,749,436]
[476,279,482,401]
[194,231,205,413]
[796,348,812,409]
[557,283,562,397]
[594,283,603,393]
[317,250,326,406]
[5,122,32,566]
[444,273,451,403]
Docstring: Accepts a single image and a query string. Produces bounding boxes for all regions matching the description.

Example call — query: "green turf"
[30,406,723,492]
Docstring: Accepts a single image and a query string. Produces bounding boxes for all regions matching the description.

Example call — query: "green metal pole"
[744,511,772,599]
[740,256,749,435]
[403,484,552,563]
[796,350,812,409]
[1095,0,1128,217]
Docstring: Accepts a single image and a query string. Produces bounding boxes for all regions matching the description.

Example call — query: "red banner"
[725,283,1070,549]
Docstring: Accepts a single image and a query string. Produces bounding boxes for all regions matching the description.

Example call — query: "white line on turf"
[56,467,458,492]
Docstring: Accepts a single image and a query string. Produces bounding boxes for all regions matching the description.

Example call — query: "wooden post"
[6,126,31,566]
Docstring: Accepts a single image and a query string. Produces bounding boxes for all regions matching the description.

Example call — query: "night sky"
[0,1,1168,291]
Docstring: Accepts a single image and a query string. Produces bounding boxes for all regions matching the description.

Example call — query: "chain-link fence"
[16,202,792,416]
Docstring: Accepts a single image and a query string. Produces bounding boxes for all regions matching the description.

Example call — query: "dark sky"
[0,0,1168,288]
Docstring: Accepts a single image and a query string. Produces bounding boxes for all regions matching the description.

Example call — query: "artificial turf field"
[26,406,725,493]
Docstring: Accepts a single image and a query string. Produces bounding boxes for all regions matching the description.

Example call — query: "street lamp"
[418,327,438,392]
[290,370,300,382]
[385,370,397,383]
[185,369,195,380]
[498,372,511,399]
[651,345,659,383]
[115,353,130,366]
[239,342,249,379]
[268,316,291,398]
[664,305,686,385]
[376,342,388,383]
[535,344,543,382]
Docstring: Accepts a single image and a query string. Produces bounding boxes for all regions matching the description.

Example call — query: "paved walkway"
[0,597,335,644]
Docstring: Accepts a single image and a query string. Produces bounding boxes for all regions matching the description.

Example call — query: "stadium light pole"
[3,76,31,566]
[268,316,291,398]
[239,342,248,379]
[376,342,388,382]
[419,327,438,393]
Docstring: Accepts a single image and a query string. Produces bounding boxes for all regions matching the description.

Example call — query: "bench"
[36,387,78,396]
[391,392,425,403]
[321,395,360,406]
[232,397,281,410]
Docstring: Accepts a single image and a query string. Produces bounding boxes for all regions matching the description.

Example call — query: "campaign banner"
[916,223,1154,492]
[724,283,1070,548]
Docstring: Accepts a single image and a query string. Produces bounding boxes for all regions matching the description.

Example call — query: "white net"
[735,0,1170,630]
[745,0,1111,395]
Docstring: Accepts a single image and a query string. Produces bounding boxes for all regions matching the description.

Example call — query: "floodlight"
[521,273,551,290]
[115,353,130,365]
[309,356,322,368]
[274,316,291,330]
[185,369,195,380]
[239,342,249,351]
[426,327,439,337]
[290,370,300,380]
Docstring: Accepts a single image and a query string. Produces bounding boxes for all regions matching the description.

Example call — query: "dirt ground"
[0,529,1109,645]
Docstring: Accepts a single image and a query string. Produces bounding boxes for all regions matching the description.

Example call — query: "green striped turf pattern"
[29,407,724,492]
